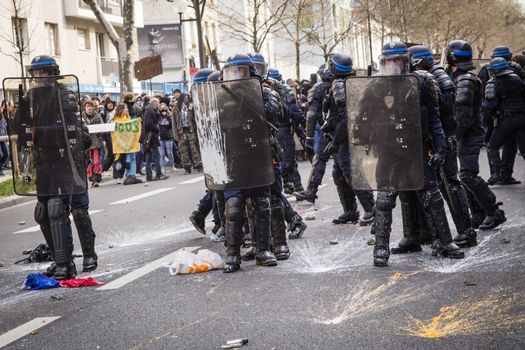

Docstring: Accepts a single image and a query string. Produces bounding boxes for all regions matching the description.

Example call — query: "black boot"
[478,209,506,230]
[422,189,464,260]
[391,195,421,254]
[48,198,77,280]
[487,173,501,186]
[189,210,206,235]
[293,183,319,203]
[223,197,243,273]
[35,202,57,277]
[359,207,375,226]
[332,210,360,224]
[270,196,290,260]
[294,183,304,193]
[284,182,295,195]
[373,208,392,267]
[453,228,478,247]
[254,197,277,267]
[241,221,257,261]
[431,240,464,259]
[288,214,307,239]
[72,209,98,272]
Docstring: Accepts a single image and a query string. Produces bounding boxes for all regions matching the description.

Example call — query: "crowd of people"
[77,88,205,186]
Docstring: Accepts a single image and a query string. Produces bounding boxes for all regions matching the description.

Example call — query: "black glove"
[428,151,445,168]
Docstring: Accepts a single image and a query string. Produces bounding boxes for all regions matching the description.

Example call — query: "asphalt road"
[0,152,524,350]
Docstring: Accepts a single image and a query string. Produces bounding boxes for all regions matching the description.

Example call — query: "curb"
[0,195,35,210]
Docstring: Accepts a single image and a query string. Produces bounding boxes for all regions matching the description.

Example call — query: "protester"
[82,100,104,187]
[142,98,168,181]
[158,102,176,173]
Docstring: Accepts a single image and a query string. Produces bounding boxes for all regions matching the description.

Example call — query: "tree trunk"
[121,0,135,96]
[295,41,300,80]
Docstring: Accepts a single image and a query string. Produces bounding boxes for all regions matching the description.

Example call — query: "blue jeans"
[145,147,162,179]
[125,153,137,177]
[159,139,174,168]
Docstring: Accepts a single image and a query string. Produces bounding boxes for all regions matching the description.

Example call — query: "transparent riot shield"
[2,75,87,196]
[346,75,424,191]
[191,77,275,190]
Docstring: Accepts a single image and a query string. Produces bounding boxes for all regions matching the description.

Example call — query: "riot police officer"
[389,45,477,253]
[367,42,464,267]
[483,57,525,179]
[479,46,524,185]
[22,55,86,279]
[294,64,332,205]
[321,53,375,225]
[444,40,506,231]
[219,54,279,272]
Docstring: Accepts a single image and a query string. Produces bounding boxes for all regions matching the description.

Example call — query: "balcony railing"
[79,0,123,16]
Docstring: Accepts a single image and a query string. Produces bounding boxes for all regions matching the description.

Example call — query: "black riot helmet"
[247,52,268,77]
[408,45,434,70]
[379,41,410,75]
[444,40,475,71]
[267,68,282,81]
[192,68,214,84]
[488,57,513,76]
[28,55,60,76]
[325,53,353,78]
[222,54,258,81]
[207,70,221,82]
[491,46,512,61]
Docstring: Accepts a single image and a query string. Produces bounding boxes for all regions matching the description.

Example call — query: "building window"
[96,32,105,57]
[11,17,29,53]
[77,28,90,50]
[45,23,60,56]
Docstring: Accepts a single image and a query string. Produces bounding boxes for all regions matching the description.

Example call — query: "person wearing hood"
[82,99,104,187]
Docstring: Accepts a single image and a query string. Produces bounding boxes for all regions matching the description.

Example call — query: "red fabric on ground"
[58,277,103,288]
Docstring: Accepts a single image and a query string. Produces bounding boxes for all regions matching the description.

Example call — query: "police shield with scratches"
[191,54,278,272]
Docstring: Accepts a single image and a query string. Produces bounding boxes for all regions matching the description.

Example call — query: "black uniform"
[451,68,506,230]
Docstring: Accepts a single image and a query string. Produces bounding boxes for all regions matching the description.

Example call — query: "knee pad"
[376,192,396,211]
[47,198,67,221]
[225,197,244,223]
[34,201,48,225]
[71,208,89,223]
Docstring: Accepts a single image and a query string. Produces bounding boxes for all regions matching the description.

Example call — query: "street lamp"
[168,0,206,69]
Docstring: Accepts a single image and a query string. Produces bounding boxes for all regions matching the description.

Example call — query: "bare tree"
[0,0,37,77]
[306,1,355,61]
[277,0,318,79]
[83,0,136,97]
[213,0,290,53]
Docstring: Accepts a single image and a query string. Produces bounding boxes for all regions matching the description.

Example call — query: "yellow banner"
[111,118,141,154]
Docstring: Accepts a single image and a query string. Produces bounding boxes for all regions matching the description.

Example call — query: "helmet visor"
[223,66,250,81]
[253,62,267,77]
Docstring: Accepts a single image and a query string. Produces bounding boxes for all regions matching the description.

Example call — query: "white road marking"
[109,187,176,205]
[97,246,200,290]
[318,184,328,190]
[0,317,60,348]
[13,210,104,234]
[178,176,204,185]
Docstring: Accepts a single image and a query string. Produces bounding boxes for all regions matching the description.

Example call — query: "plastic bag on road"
[22,274,60,290]
[166,249,224,275]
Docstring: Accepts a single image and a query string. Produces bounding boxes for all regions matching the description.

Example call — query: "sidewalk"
[0,193,34,210]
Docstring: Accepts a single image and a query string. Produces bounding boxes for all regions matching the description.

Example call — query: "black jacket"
[143,106,160,148]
